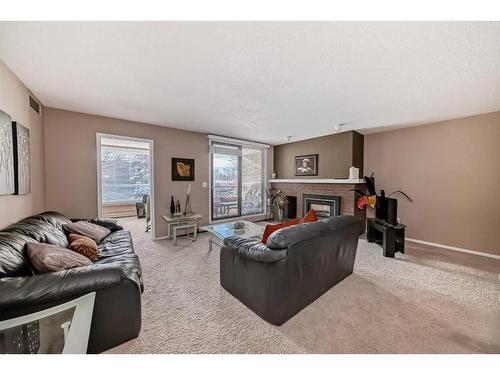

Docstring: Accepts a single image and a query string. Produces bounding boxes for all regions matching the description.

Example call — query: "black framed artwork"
[172,158,195,181]
[294,154,318,176]
[12,121,31,195]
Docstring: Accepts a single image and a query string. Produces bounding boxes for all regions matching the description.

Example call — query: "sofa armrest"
[222,236,287,263]
[0,263,132,311]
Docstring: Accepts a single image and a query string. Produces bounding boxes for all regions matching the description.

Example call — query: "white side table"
[161,213,203,245]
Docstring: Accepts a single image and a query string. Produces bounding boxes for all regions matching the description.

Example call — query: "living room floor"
[106,217,500,354]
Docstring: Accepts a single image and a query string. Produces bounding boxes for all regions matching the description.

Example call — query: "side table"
[161,214,203,246]
[367,218,406,258]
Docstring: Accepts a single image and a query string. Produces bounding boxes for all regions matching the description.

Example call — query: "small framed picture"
[294,154,318,176]
[172,158,195,181]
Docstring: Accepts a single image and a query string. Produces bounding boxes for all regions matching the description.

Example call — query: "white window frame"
[96,133,156,238]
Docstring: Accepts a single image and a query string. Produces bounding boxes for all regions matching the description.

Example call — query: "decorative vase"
[184,194,192,215]
[170,196,175,215]
[277,206,284,221]
[175,200,181,214]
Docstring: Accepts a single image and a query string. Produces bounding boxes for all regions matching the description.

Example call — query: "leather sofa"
[220,215,361,325]
[0,211,143,353]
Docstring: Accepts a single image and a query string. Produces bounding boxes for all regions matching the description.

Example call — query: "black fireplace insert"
[303,194,340,217]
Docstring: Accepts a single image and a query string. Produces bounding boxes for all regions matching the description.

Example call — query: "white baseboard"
[406,238,500,260]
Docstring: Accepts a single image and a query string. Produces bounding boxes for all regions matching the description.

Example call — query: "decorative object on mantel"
[170,196,176,215]
[348,166,359,180]
[294,154,318,176]
[183,183,192,215]
[175,200,181,215]
[172,157,195,181]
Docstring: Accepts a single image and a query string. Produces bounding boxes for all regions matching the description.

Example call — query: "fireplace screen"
[303,194,340,217]
[309,203,332,217]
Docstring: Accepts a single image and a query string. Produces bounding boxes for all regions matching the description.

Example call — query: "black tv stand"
[367,218,406,257]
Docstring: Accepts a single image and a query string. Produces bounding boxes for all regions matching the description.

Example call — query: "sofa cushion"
[267,215,360,249]
[96,230,143,288]
[64,221,111,243]
[69,234,98,261]
[5,218,69,248]
[26,243,92,273]
[26,211,73,231]
[224,236,288,263]
[73,218,124,233]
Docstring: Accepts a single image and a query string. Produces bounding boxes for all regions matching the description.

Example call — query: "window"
[100,138,151,204]
[210,137,268,221]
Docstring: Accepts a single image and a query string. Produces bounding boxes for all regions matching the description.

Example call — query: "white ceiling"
[0,22,499,144]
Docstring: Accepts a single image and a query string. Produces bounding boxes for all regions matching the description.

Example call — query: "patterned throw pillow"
[68,234,98,261]
[63,221,111,243]
[26,243,92,273]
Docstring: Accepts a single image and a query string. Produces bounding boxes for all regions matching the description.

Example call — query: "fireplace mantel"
[269,178,365,184]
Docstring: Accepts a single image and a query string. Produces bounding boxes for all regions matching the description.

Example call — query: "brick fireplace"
[270,179,367,233]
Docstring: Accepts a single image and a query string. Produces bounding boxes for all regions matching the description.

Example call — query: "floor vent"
[29,95,41,116]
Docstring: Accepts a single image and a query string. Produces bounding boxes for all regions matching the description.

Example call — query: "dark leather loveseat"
[0,211,143,353]
[220,215,361,325]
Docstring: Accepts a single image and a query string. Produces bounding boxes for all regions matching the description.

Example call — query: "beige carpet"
[107,217,500,354]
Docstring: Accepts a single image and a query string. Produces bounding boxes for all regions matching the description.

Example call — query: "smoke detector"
[334,123,350,132]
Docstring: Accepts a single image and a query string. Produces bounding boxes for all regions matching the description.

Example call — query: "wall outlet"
[202,182,208,188]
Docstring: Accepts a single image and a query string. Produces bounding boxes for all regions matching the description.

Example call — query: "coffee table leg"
[194,221,198,241]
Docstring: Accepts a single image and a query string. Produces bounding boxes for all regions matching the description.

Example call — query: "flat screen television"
[375,196,398,226]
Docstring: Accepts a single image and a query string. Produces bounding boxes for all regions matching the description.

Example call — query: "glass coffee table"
[200,221,264,251]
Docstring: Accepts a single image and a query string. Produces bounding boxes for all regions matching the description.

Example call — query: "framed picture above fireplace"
[294,154,318,176]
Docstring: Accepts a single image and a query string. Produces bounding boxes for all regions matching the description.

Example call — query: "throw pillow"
[300,209,318,224]
[261,218,299,245]
[84,219,123,232]
[68,234,98,261]
[26,243,92,273]
[63,221,111,243]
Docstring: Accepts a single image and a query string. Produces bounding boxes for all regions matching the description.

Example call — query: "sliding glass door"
[211,143,240,220]
[210,140,266,221]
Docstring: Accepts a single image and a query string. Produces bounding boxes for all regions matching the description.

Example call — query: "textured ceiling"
[0,22,499,144]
